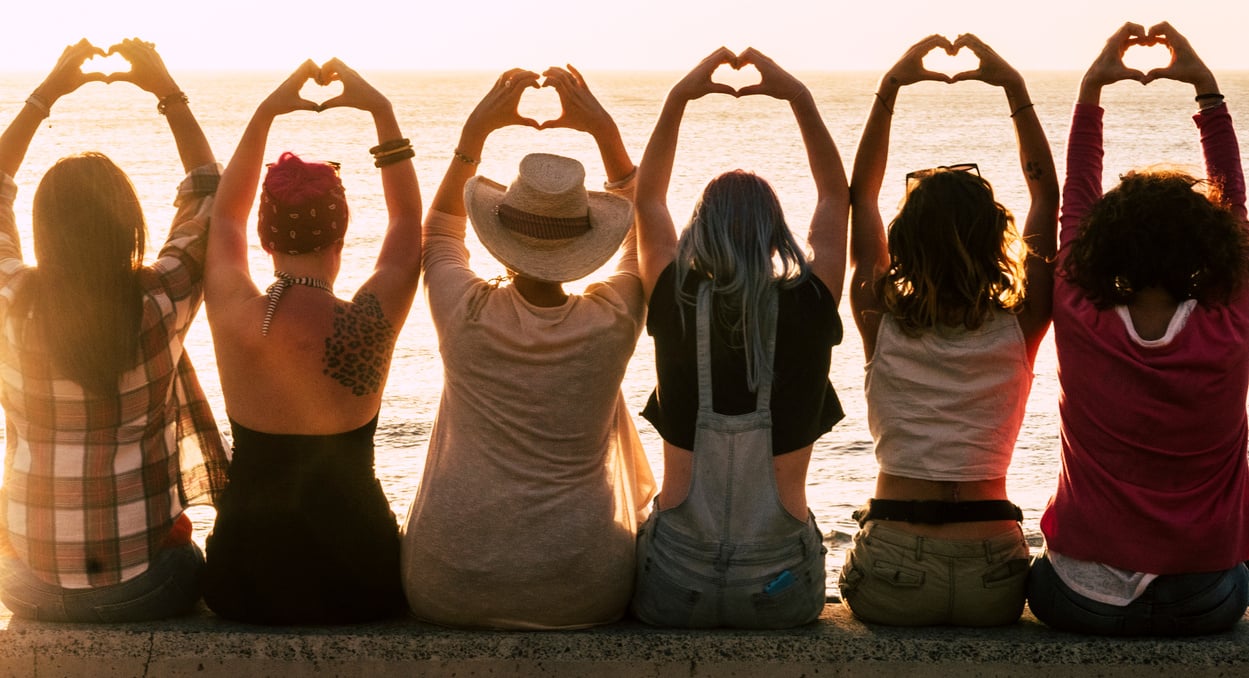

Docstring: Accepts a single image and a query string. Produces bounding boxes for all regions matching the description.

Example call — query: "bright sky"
[3,0,1247,73]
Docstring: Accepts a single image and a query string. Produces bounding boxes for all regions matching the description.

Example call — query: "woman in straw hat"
[201,59,421,624]
[400,66,655,629]
[0,38,226,623]
[630,48,848,628]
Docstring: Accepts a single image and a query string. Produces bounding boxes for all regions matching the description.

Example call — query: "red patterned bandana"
[257,178,349,255]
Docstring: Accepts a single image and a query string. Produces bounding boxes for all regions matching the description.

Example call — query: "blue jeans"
[0,542,204,622]
[1026,554,1249,636]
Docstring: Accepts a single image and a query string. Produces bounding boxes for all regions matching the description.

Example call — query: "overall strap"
[695,281,714,412]
[753,287,779,412]
[695,282,781,414]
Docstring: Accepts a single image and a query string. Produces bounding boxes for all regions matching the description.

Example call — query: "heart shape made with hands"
[80,53,131,80]
[921,45,980,80]
[516,83,564,129]
[298,73,345,112]
[711,62,762,91]
[1121,38,1172,75]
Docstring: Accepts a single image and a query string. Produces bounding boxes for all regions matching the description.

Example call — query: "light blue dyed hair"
[673,170,811,391]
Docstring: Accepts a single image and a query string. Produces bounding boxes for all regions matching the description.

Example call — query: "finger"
[537,116,567,130]
[950,69,981,83]
[313,95,348,111]
[80,71,109,85]
[1146,21,1176,39]
[1141,67,1168,84]
[517,116,541,129]
[921,69,955,83]
[735,84,766,97]
[566,64,586,87]
[706,83,738,96]
[1118,22,1148,40]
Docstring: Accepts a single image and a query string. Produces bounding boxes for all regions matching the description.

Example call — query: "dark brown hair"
[1061,169,1249,308]
[18,153,146,395]
[878,169,1026,336]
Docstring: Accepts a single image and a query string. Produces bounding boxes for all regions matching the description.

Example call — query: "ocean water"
[1,70,1247,586]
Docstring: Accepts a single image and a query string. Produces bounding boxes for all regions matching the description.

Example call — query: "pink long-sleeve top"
[1041,102,1249,574]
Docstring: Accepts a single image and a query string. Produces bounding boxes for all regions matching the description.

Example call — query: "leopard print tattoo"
[323,291,396,396]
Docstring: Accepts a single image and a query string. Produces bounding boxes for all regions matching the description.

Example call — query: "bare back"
[211,284,399,435]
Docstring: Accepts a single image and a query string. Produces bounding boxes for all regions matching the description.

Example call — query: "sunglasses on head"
[905,163,979,190]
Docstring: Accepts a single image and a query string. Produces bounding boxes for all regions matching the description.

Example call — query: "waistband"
[857,520,1027,558]
[853,499,1023,527]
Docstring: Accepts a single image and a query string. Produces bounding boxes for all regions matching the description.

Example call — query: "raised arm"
[635,48,737,300]
[736,48,849,303]
[848,35,952,359]
[540,65,637,272]
[1143,22,1246,222]
[1061,23,1149,249]
[953,34,1059,358]
[206,62,321,309]
[108,39,214,175]
[0,39,105,179]
[427,69,539,219]
[318,58,423,325]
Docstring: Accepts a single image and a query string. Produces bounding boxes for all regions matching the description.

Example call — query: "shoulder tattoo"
[322,291,396,396]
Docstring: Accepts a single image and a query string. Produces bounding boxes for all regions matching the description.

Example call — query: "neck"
[271,252,340,284]
[512,275,567,307]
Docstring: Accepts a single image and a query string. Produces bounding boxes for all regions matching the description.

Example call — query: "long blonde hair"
[674,170,810,391]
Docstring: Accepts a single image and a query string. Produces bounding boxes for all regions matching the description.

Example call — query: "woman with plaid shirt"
[0,39,227,622]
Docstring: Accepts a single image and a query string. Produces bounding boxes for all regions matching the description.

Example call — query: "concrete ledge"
[2,603,1248,677]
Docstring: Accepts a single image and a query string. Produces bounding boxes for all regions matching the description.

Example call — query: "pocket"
[751,566,826,629]
[871,560,925,588]
[982,558,1030,589]
[631,556,702,627]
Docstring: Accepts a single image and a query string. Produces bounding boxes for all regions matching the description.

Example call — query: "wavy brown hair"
[15,153,146,395]
[878,169,1026,336]
[1060,169,1249,309]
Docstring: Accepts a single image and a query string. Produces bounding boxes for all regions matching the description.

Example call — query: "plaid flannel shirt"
[0,164,229,588]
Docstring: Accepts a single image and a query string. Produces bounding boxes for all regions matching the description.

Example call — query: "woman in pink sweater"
[1030,22,1249,636]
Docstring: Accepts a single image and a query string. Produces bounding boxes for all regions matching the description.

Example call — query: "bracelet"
[369,138,410,155]
[453,148,480,165]
[375,147,415,168]
[24,94,51,119]
[1195,92,1225,101]
[156,91,188,115]
[1010,102,1036,118]
[373,144,413,159]
[873,92,893,116]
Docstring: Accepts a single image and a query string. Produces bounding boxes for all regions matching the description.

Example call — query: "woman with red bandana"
[201,59,422,624]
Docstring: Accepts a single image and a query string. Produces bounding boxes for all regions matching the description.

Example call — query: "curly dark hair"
[878,169,1026,336]
[1061,169,1249,308]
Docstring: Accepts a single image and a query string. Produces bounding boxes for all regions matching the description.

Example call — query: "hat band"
[496,203,590,240]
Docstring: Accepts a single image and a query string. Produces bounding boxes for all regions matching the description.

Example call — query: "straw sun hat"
[465,153,633,283]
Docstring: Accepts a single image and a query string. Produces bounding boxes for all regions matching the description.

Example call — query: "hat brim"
[465,175,634,283]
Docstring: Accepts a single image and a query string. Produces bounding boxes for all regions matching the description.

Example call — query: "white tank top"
[865,309,1032,481]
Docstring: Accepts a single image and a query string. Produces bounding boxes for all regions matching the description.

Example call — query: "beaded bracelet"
[157,91,188,115]
[1195,92,1225,102]
[453,148,480,165]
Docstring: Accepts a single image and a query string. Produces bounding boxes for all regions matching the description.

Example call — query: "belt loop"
[914,536,924,561]
[983,539,993,563]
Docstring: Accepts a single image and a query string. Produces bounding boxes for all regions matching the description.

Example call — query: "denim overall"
[632,282,826,628]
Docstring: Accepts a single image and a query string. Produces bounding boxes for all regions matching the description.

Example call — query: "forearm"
[373,104,421,227]
[636,95,686,213]
[0,101,48,179]
[1058,104,1105,247]
[162,98,215,173]
[792,89,847,205]
[208,109,273,269]
[591,121,635,185]
[1196,103,1247,221]
[848,82,893,272]
[1010,84,1059,258]
[373,104,422,271]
